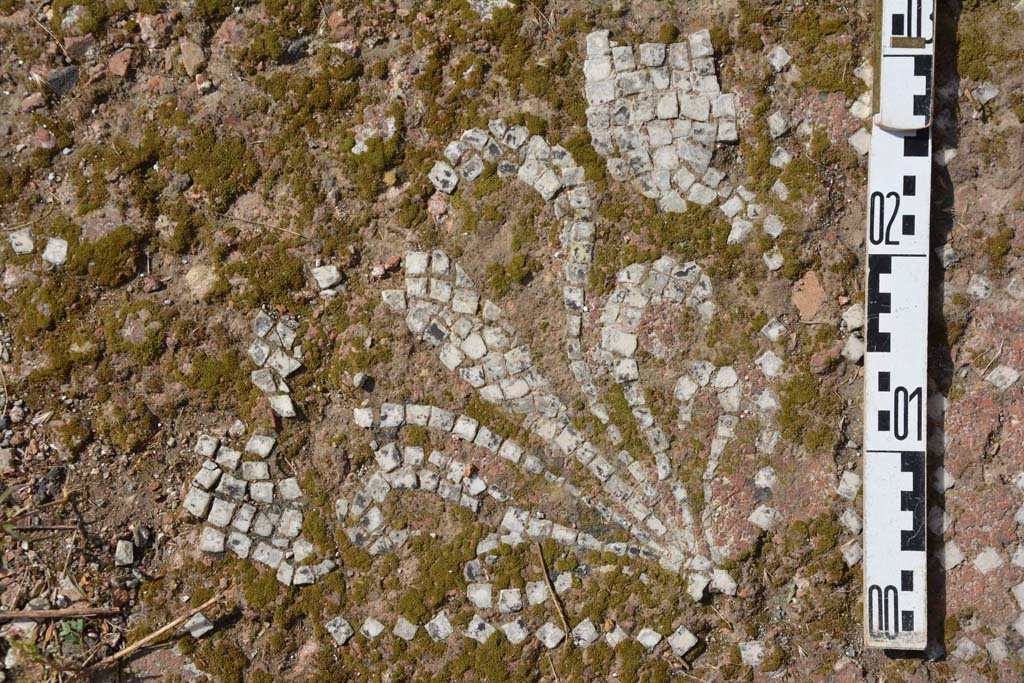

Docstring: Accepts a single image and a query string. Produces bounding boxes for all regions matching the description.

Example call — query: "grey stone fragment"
[849,128,871,156]
[467,582,492,609]
[535,622,565,649]
[986,637,1009,663]
[667,625,698,656]
[679,94,710,121]
[360,618,385,640]
[278,477,303,501]
[461,154,485,181]
[114,539,134,566]
[226,531,251,558]
[198,526,225,553]
[325,617,354,645]
[973,82,999,105]
[986,365,1020,390]
[571,619,600,648]
[394,617,418,641]
[311,265,342,289]
[688,29,714,58]
[498,588,523,613]
[501,618,529,644]
[767,111,789,138]
[767,45,791,72]
[763,247,784,271]
[426,611,453,641]
[842,335,865,363]
[740,640,765,666]
[47,66,80,97]
[184,613,214,638]
[938,541,964,570]
[42,238,68,266]
[183,487,213,518]
[525,581,548,605]
[711,569,737,595]
[606,624,628,648]
[245,435,276,457]
[973,547,1004,574]
[636,627,663,650]
[464,615,496,643]
[208,498,236,527]
[429,161,459,194]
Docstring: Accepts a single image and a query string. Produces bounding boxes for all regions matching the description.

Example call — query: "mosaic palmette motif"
[377,248,793,596]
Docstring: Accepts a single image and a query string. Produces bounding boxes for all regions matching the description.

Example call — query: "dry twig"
[546,653,561,683]
[29,2,72,64]
[534,542,571,646]
[77,590,228,678]
[3,204,56,233]
[207,207,305,239]
[0,606,120,621]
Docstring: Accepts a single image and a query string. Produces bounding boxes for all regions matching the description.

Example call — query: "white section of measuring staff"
[862,0,936,652]
[877,0,935,130]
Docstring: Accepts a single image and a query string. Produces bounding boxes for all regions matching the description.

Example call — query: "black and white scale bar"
[862,122,931,648]
[877,0,935,130]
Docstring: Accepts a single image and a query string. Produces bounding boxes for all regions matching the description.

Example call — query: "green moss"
[302,508,334,555]
[654,22,679,44]
[790,9,860,98]
[224,242,305,306]
[178,129,260,212]
[0,163,30,207]
[1011,91,1024,122]
[462,397,522,442]
[95,398,158,453]
[193,0,232,22]
[344,135,404,201]
[778,370,840,453]
[193,640,248,683]
[562,131,606,183]
[182,349,249,404]
[404,426,432,451]
[762,643,787,671]
[984,225,1014,271]
[67,224,142,288]
[52,416,93,456]
[10,277,81,339]
[604,384,650,462]
[471,163,503,197]
[486,252,537,298]
[396,526,482,623]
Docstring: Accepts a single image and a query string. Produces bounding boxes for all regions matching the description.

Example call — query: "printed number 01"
[893,386,922,441]
[869,191,901,246]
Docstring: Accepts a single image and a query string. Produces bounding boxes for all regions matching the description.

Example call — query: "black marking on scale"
[902,610,915,632]
[903,129,929,157]
[890,0,922,37]
[902,215,916,236]
[903,176,916,196]
[867,255,892,353]
[900,451,926,552]
[913,55,933,116]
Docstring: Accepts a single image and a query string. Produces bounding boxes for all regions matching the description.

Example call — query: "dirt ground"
[0,0,1022,681]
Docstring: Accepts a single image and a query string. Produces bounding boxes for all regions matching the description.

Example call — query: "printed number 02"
[893,386,922,441]
[869,191,901,246]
